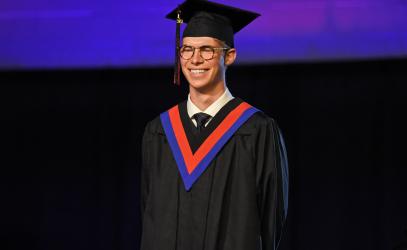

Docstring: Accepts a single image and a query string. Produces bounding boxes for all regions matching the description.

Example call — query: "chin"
[183,72,208,88]
[188,79,210,89]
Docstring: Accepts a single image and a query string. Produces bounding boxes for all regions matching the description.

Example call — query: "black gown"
[140,97,289,250]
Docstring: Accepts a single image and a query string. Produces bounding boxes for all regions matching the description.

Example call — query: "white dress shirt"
[187,88,234,127]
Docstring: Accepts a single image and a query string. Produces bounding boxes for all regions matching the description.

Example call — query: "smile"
[189,69,208,74]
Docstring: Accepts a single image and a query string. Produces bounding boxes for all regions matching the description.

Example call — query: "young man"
[140,1,289,250]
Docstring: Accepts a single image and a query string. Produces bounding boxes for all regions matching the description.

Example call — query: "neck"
[189,83,226,111]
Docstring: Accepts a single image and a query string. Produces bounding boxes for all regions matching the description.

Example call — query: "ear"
[224,48,237,66]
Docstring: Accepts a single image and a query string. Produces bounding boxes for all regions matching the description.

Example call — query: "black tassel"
[174,8,183,86]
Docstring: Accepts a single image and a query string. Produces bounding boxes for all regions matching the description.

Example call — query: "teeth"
[190,69,206,74]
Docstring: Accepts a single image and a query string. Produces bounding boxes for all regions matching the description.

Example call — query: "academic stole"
[160,102,259,191]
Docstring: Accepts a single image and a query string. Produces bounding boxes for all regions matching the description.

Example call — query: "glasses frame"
[179,45,230,61]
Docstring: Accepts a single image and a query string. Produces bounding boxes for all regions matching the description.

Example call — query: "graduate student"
[140,0,289,249]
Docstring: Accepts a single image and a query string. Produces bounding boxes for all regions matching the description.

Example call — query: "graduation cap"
[166,0,260,85]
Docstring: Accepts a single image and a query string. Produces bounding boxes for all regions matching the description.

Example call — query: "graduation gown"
[140,98,289,250]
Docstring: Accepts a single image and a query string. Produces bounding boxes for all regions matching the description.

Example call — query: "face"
[180,37,236,93]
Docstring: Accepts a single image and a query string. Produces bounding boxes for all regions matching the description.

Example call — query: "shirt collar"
[187,88,234,119]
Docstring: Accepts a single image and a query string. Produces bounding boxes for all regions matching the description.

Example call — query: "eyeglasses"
[179,45,230,60]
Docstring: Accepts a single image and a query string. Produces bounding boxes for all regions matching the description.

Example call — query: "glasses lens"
[200,46,214,60]
[180,46,194,59]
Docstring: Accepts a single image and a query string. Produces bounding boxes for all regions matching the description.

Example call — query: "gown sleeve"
[255,118,289,250]
[140,122,152,223]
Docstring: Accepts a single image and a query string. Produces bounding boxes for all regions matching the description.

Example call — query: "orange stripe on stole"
[168,102,252,175]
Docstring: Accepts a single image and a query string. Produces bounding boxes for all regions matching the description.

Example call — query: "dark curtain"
[1,58,406,250]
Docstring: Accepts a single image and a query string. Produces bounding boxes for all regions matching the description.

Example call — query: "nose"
[191,48,204,64]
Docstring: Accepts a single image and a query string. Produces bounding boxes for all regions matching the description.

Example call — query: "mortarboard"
[166,0,260,85]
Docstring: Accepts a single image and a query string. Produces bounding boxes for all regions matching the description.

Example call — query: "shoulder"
[240,100,279,130]
[249,111,275,126]
[143,116,163,135]
[143,100,186,135]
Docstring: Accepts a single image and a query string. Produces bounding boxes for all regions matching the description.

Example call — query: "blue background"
[1,0,407,69]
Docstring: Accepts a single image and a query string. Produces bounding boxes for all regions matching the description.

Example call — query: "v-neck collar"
[159,99,260,191]
[179,98,243,153]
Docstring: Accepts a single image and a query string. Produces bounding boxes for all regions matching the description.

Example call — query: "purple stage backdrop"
[1,0,407,69]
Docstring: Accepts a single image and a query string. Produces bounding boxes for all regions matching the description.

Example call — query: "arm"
[256,118,289,250]
[140,123,151,223]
